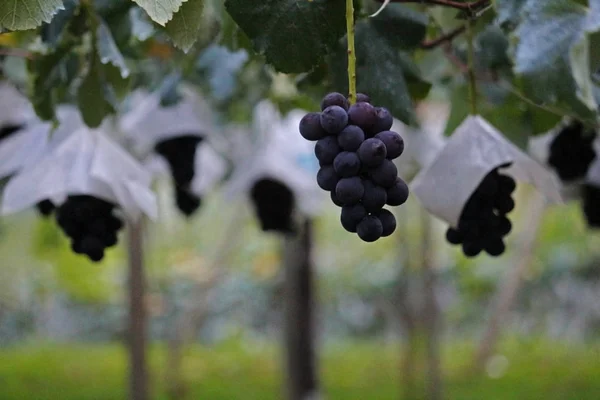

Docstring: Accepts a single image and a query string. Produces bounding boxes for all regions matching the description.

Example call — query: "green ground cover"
[0,339,599,400]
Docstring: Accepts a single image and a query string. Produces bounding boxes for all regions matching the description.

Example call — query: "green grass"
[0,339,599,400]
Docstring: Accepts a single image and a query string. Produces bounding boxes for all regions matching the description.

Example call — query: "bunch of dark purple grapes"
[155,135,203,217]
[299,92,409,242]
[55,195,124,262]
[445,167,515,257]
[250,178,296,234]
[547,120,596,182]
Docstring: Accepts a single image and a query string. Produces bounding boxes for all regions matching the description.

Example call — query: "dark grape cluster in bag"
[547,120,600,229]
[55,195,124,262]
[445,166,515,257]
[36,199,55,217]
[547,120,596,182]
[582,184,600,228]
[299,92,408,242]
[250,178,296,234]
[155,135,203,217]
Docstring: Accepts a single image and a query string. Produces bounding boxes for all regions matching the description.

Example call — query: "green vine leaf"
[132,0,186,26]
[371,4,428,50]
[28,38,78,121]
[0,0,64,31]
[77,54,115,128]
[508,0,600,116]
[165,0,205,52]
[444,82,561,149]
[224,0,346,73]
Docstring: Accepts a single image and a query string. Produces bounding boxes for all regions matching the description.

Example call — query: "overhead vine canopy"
[0,0,595,138]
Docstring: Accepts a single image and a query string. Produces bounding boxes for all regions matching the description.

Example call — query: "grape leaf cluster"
[299,92,409,242]
[547,120,596,182]
[155,135,203,217]
[55,195,124,262]
[250,178,296,234]
[445,167,515,257]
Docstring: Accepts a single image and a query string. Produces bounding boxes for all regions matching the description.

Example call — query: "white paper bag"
[0,123,50,179]
[190,144,227,195]
[143,141,227,196]
[585,139,600,187]
[2,128,157,221]
[411,115,563,227]
[90,132,157,220]
[0,104,92,179]
[0,82,35,127]
[119,88,215,157]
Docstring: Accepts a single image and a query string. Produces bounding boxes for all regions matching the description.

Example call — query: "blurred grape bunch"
[528,118,600,229]
[1,113,158,262]
[119,87,226,218]
[225,101,324,234]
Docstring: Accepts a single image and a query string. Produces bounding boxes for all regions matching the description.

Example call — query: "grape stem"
[346,0,357,105]
[466,19,477,115]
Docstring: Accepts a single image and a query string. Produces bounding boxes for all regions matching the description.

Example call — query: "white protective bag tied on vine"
[121,88,226,196]
[143,142,227,196]
[119,87,215,157]
[411,115,563,227]
[0,123,50,180]
[1,127,158,222]
[189,144,227,195]
[0,105,85,180]
[0,82,35,127]
[225,101,323,217]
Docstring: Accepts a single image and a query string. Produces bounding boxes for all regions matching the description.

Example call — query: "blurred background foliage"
[0,177,599,398]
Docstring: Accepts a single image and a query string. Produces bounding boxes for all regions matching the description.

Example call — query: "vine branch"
[375,0,490,13]
[0,48,34,59]
[420,26,466,49]
[442,42,592,124]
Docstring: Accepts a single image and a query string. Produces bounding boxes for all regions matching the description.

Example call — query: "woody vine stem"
[346,0,357,105]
